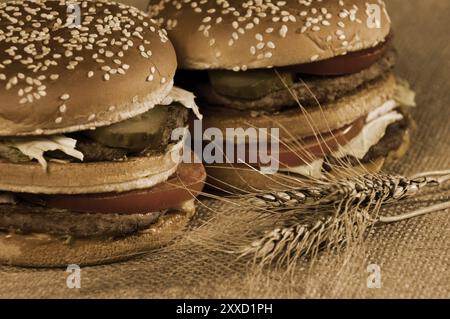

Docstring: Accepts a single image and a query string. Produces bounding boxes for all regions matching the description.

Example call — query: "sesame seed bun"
[0,200,196,267]
[149,0,391,70]
[0,0,177,136]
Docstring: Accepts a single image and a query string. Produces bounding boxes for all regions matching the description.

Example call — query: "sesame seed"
[0,1,172,109]
[279,25,288,38]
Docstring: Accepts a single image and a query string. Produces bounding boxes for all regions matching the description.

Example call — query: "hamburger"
[149,0,416,192]
[0,0,205,267]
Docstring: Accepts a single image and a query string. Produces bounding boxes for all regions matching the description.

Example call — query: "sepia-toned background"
[0,0,449,298]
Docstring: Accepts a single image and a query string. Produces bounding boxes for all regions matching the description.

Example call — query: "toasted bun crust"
[0,0,177,136]
[0,201,196,267]
[149,0,391,70]
[0,142,182,194]
[202,74,396,139]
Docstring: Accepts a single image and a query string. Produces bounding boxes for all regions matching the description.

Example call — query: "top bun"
[0,0,177,136]
[149,0,391,71]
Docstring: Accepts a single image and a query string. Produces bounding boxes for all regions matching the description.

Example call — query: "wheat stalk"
[246,174,440,210]
[237,170,450,268]
[239,208,368,267]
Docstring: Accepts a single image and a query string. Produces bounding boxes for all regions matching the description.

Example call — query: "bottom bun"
[0,201,195,268]
[205,129,411,194]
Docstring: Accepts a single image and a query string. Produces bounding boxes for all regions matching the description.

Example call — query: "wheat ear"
[244,171,450,211]
[237,170,450,267]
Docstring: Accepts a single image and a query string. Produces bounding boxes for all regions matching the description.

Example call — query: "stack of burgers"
[0,0,418,267]
[0,0,205,267]
[149,0,416,192]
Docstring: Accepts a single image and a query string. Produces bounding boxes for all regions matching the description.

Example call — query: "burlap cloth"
[0,0,449,298]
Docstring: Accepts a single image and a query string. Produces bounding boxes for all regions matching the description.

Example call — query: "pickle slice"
[86,106,168,151]
[208,69,294,99]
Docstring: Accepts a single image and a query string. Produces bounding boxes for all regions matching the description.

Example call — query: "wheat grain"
[247,174,438,210]
[238,171,450,267]
[238,208,371,267]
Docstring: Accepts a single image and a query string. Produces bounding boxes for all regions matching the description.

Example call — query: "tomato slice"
[276,117,365,167]
[27,162,206,215]
[281,38,390,76]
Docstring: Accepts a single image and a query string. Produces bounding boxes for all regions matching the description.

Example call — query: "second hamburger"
[149,0,416,191]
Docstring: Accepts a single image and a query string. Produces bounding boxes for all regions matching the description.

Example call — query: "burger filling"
[0,161,205,239]
[175,36,416,178]
[0,202,164,238]
[0,87,200,168]
[280,99,413,178]
[0,105,186,168]
[178,41,395,112]
[59,104,188,162]
[0,87,205,240]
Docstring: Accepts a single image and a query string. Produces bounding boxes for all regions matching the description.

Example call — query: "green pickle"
[208,69,294,99]
[0,143,30,163]
[87,106,168,151]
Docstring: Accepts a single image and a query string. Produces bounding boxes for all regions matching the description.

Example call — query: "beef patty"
[361,117,409,163]
[324,117,409,169]
[194,48,396,111]
[0,200,163,238]
[46,105,188,163]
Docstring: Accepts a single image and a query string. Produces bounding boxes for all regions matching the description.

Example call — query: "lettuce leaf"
[333,111,404,159]
[161,86,203,120]
[0,136,84,169]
